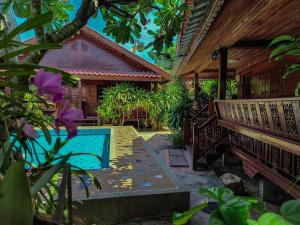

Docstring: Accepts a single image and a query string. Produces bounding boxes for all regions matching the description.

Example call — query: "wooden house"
[24,26,170,119]
[176,0,300,198]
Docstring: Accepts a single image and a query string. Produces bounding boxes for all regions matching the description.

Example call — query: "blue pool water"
[24,129,110,170]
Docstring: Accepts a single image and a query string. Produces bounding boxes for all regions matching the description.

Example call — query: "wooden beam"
[185,69,236,79]
[218,48,227,99]
[192,123,200,170]
[231,146,300,199]
[231,39,271,49]
[194,73,200,110]
[218,119,300,156]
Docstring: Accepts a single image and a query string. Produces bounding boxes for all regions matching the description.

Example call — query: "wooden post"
[183,118,190,147]
[192,123,199,170]
[218,48,228,100]
[194,73,200,110]
[153,82,158,92]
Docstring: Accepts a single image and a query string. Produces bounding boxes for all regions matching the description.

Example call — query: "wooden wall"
[238,58,300,99]
[65,80,156,117]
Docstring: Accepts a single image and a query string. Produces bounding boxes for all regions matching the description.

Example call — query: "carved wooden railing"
[192,114,228,170]
[214,98,300,198]
[214,97,300,144]
[214,98,300,157]
[183,104,209,148]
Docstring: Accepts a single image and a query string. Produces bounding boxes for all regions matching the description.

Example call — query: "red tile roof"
[23,26,171,83]
[62,68,161,81]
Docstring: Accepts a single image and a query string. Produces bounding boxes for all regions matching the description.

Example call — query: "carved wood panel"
[215,97,300,142]
[84,85,97,116]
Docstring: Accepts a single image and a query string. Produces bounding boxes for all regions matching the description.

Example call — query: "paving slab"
[72,126,189,224]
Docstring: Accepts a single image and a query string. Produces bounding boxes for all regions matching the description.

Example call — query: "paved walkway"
[120,133,222,225]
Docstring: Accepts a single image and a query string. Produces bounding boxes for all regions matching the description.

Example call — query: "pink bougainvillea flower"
[34,69,64,102]
[17,118,39,138]
[55,101,83,139]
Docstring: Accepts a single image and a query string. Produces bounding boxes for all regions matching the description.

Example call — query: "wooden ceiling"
[176,0,300,77]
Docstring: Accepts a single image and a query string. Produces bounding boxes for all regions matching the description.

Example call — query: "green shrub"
[167,76,193,130]
[173,187,300,225]
[170,130,184,148]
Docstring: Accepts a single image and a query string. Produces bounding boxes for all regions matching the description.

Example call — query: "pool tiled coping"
[71,126,187,199]
[71,126,189,224]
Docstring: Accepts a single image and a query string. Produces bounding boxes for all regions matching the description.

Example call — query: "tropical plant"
[97,82,181,130]
[149,45,176,73]
[97,83,139,125]
[9,0,188,64]
[200,79,218,100]
[200,79,238,100]
[170,129,184,148]
[0,9,100,225]
[173,187,300,225]
[167,76,192,130]
[269,35,300,96]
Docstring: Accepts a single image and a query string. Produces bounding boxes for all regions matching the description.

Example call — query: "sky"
[15,0,157,62]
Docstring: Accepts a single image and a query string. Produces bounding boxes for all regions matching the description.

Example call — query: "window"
[70,42,78,51]
[81,42,88,52]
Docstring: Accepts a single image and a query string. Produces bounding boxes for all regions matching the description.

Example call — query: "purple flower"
[34,69,64,102]
[55,101,83,139]
[17,118,39,138]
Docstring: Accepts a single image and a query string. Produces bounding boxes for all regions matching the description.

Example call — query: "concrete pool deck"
[71,126,189,224]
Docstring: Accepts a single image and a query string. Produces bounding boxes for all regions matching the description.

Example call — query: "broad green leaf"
[1,43,61,60]
[296,82,300,96]
[172,201,208,225]
[268,35,294,47]
[285,49,300,56]
[209,210,227,225]
[199,187,234,203]
[284,63,300,78]
[40,122,52,145]
[1,0,15,15]
[0,140,11,169]
[258,213,292,225]
[270,43,297,59]
[31,153,71,195]
[3,12,53,43]
[0,62,80,87]
[0,161,33,225]
[280,200,300,224]
[247,219,258,225]
[219,197,256,225]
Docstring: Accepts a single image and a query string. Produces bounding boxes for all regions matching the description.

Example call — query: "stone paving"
[119,132,223,225]
[71,127,180,198]
[70,127,221,225]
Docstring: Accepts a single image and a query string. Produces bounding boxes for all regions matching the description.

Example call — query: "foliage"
[170,129,184,148]
[200,79,238,100]
[9,0,188,60]
[97,83,139,125]
[0,9,100,224]
[269,35,300,96]
[173,187,300,225]
[167,76,192,130]
[200,80,218,100]
[226,79,238,98]
[97,78,188,130]
[149,45,176,73]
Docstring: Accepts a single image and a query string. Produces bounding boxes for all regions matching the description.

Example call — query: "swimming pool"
[24,128,110,170]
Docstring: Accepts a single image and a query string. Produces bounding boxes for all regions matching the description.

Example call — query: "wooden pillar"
[183,118,190,147]
[194,73,200,109]
[218,48,228,99]
[192,123,199,170]
[153,82,158,92]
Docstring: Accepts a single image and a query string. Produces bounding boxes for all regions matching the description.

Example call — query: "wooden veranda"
[177,0,300,198]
